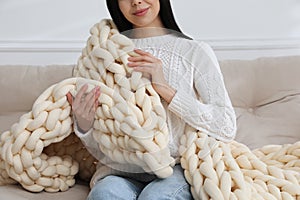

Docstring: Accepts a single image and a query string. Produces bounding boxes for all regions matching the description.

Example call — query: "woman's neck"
[130,27,169,38]
[130,17,169,38]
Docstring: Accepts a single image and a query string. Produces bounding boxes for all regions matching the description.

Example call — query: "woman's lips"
[133,8,149,16]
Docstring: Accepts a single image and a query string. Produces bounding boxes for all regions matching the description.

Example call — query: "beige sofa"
[0,55,300,199]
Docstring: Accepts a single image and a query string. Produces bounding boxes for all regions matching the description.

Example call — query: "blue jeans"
[87,165,193,200]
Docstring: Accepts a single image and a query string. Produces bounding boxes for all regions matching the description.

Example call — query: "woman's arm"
[66,84,103,159]
[168,42,237,142]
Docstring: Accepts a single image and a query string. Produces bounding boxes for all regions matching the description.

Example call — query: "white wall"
[172,0,300,60]
[0,0,300,64]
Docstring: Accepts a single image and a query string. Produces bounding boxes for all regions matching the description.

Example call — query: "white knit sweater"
[75,34,237,187]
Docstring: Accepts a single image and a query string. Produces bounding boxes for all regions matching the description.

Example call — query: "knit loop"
[180,126,300,199]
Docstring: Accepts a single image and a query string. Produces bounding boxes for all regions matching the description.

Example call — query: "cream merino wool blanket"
[0,19,300,199]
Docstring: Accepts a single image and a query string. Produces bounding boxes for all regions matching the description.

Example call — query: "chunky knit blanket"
[0,19,300,199]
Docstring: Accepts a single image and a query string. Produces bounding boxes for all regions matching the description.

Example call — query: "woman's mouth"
[133,8,149,16]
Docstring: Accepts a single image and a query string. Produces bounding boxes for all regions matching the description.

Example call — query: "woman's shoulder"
[176,36,211,48]
[186,39,214,51]
[176,37,215,55]
[176,38,219,67]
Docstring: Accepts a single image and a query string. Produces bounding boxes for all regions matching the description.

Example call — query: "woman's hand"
[127,49,176,103]
[66,84,101,133]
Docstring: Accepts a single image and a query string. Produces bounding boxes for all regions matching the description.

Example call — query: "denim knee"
[87,175,143,200]
[138,183,192,200]
[138,165,193,200]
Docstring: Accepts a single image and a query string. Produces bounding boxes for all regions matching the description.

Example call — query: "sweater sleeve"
[168,42,236,142]
[73,121,105,160]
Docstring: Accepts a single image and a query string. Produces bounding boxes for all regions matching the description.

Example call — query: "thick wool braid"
[73,19,175,177]
[180,126,300,200]
[253,142,300,173]
[0,19,174,193]
[43,134,97,182]
[0,78,94,192]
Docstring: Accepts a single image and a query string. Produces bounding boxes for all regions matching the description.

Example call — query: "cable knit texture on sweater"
[132,34,237,157]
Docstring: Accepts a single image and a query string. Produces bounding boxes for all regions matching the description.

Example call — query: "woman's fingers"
[76,87,96,113]
[66,92,73,105]
[133,48,152,56]
[73,84,88,106]
[128,50,161,67]
[128,55,155,63]
[86,87,101,120]
[95,87,101,107]
[127,61,153,68]
[84,91,97,115]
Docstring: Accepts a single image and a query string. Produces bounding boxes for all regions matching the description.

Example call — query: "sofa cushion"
[220,56,300,149]
[0,183,89,200]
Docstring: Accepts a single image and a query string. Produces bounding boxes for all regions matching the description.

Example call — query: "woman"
[67,0,237,199]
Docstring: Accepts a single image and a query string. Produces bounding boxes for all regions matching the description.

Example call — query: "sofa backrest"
[0,56,300,150]
[0,65,73,133]
[220,56,300,149]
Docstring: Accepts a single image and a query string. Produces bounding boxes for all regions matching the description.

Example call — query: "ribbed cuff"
[168,89,194,119]
[73,119,93,139]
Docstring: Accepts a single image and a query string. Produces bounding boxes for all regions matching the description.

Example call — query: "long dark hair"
[105,0,192,39]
